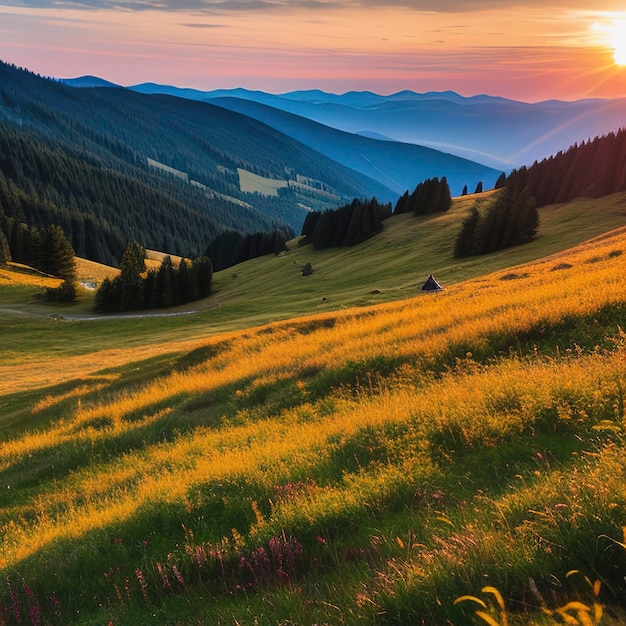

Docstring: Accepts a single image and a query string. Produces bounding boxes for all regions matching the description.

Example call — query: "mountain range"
[0,62,396,264]
[4,64,623,268]
[62,76,501,196]
[126,81,626,171]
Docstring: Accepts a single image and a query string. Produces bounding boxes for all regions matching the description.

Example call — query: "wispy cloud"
[2,0,625,13]
[181,22,225,28]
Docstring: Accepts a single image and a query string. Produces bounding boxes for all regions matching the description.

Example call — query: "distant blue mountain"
[209,96,499,196]
[128,84,626,170]
[60,76,120,88]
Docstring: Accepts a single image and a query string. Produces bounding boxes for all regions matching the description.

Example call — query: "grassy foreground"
[0,194,625,624]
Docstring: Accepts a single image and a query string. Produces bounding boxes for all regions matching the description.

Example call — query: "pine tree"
[300,212,320,242]
[177,258,197,304]
[45,279,77,302]
[9,221,23,262]
[394,190,410,214]
[454,206,480,258]
[119,240,146,310]
[438,177,452,212]
[0,230,10,265]
[192,256,213,298]
[39,225,76,280]
[155,256,176,308]
[95,276,120,312]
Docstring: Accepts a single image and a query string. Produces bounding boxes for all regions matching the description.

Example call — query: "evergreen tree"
[143,269,158,309]
[177,258,198,304]
[9,221,23,262]
[300,211,320,242]
[39,224,76,280]
[494,172,507,189]
[454,206,480,258]
[453,186,538,257]
[399,177,452,215]
[437,177,452,213]
[119,240,146,310]
[192,256,213,298]
[461,185,468,196]
[394,190,410,214]
[45,278,77,303]
[474,181,483,194]
[94,276,121,312]
[155,256,176,308]
[0,231,10,265]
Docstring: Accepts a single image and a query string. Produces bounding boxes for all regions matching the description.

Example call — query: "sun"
[610,19,626,65]
[593,17,626,66]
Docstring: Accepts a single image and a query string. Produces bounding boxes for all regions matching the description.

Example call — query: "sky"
[0,1,626,101]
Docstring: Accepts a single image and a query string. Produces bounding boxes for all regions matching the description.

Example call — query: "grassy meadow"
[0,191,626,624]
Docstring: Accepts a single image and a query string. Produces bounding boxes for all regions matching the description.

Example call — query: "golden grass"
[74,257,119,284]
[1,226,624,573]
[144,249,183,270]
[0,263,60,289]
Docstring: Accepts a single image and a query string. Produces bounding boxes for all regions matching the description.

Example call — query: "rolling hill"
[2,66,626,625]
[0,188,625,624]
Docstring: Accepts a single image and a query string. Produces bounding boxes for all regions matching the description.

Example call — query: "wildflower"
[171,565,185,588]
[8,580,20,625]
[23,579,40,626]
[193,545,207,568]
[156,562,172,593]
[134,568,150,604]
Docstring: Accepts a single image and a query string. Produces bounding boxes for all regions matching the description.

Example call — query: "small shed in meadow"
[420,274,443,292]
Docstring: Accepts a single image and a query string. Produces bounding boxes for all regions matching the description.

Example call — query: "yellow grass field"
[1,190,626,624]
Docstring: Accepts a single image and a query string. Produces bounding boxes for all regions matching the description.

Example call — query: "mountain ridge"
[126,82,626,169]
[209,96,499,195]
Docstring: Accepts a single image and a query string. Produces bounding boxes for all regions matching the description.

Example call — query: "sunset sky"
[1,1,626,101]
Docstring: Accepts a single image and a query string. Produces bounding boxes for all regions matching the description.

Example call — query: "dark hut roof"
[420,274,443,291]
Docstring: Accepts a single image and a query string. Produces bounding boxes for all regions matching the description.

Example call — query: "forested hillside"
[0,126,244,265]
[0,61,393,265]
[507,128,626,208]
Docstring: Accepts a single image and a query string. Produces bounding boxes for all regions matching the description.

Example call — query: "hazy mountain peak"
[60,76,120,88]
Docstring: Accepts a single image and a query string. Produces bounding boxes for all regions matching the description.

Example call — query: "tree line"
[0,59,391,269]
[205,229,292,272]
[394,177,452,215]
[0,215,76,279]
[300,197,392,249]
[0,125,227,266]
[0,212,79,301]
[506,128,626,208]
[453,128,626,258]
[95,241,213,313]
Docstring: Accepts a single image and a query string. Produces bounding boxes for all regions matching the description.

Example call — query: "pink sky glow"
[1,1,626,101]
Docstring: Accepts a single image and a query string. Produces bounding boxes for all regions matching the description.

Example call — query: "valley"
[1,58,626,626]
